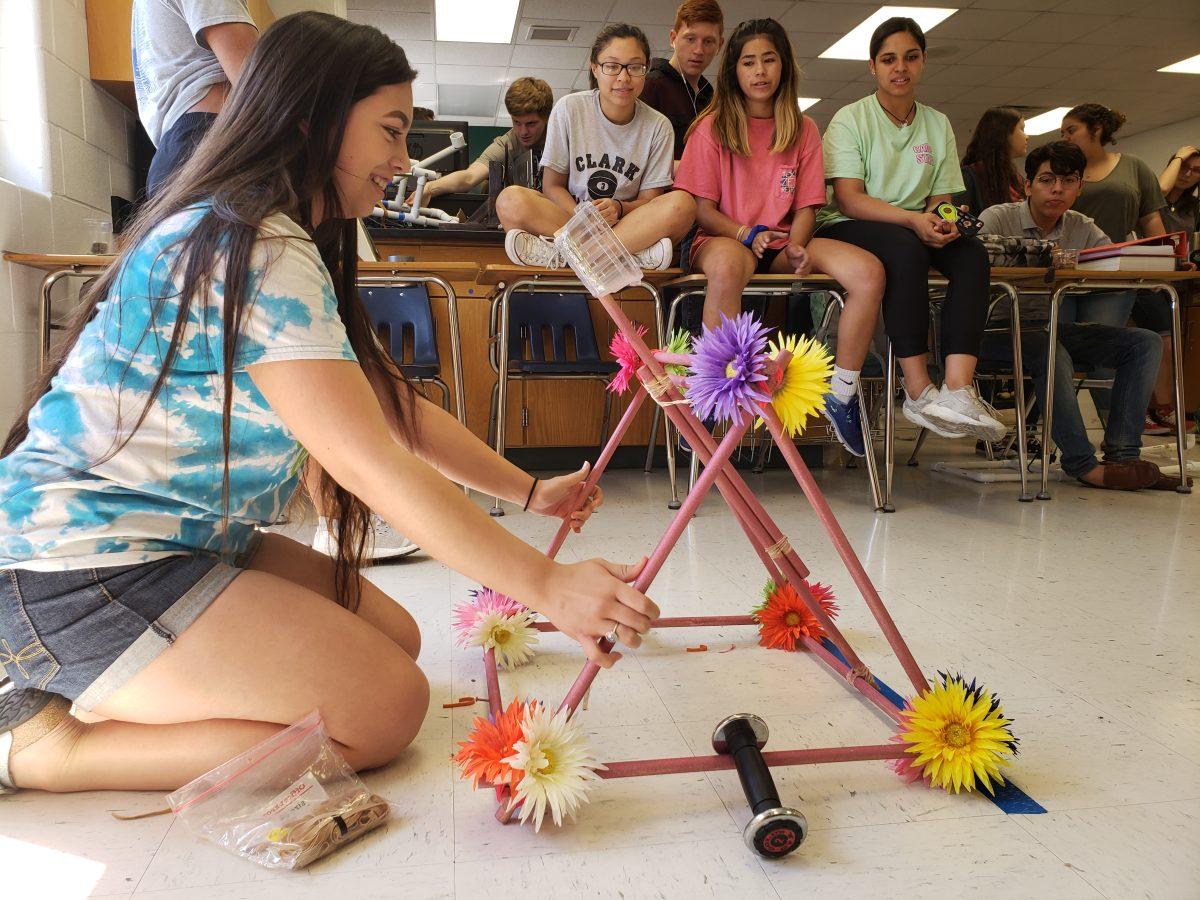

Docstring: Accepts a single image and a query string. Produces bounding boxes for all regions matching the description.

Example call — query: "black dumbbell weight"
[711,714,807,859]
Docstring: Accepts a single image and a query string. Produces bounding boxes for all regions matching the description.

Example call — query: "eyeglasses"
[597,61,648,78]
[1034,174,1082,188]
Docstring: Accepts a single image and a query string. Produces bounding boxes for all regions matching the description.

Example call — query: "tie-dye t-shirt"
[0,207,357,571]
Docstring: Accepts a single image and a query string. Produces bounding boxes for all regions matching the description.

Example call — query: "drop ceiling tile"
[800,58,873,82]
[924,39,992,66]
[402,40,435,65]
[348,0,431,11]
[1079,18,1200,48]
[787,31,853,59]
[436,83,502,118]
[1054,0,1199,18]
[930,8,1038,41]
[606,0,680,26]
[348,10,433,42]
[968,0,1061,10]
[507,68,579,89]
[962,40,1052,67]
[780,2,891,34]
[434,64,508,84]
[435,41,514,67]
[925,64,1009,86]
[520,0,601,17]
[510,43,589,69]
[1022,42,1117,70]
[1102,45,1186,72]
[1000,13,1120,44]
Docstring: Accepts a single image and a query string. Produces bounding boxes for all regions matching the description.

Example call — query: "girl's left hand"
[527,461,603,532]
[751,229,788,258]
[786,243,812,276]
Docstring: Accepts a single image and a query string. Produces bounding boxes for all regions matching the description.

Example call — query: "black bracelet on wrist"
[523,477,539,511]
[616,199,625,218]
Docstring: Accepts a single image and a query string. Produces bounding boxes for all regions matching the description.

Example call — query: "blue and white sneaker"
[821,393,866,457]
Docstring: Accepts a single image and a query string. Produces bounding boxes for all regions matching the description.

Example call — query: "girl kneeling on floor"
[673,18,885,456]
[497,23,696,271]
[0,12,657,796]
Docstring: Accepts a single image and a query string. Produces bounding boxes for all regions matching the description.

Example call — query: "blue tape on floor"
[816,638,1046,815]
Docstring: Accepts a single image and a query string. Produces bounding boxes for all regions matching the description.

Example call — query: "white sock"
[831,366,860,402]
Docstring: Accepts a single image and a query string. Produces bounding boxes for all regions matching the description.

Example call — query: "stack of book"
[1077,233,1185,272]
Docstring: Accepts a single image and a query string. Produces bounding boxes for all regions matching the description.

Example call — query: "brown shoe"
[1077,459,1158,490]
[1136,459,1195,491]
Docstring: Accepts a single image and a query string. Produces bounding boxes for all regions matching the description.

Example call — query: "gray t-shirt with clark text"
[132,0,255,146]
[540,90,674,203]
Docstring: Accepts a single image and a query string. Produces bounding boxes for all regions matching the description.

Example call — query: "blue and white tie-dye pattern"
[0,208,357,570]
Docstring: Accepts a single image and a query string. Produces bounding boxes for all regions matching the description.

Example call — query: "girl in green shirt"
[816,17,1004,443]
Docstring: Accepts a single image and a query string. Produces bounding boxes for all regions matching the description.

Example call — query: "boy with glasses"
[977,141,1185,490]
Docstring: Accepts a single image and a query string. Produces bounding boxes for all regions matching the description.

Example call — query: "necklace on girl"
[879,97,916,127]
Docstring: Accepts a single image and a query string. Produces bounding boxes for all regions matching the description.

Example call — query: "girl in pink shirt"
[674,18,884,455]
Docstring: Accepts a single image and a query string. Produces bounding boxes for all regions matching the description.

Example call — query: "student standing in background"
[132,0,258,196]
[640,0,725,164]
[957,107,1026,215]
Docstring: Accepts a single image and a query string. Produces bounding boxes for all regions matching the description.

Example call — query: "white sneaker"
[311,515,418,563]
[504,229,562,268]
[924,384,1007,442]
[631,236,672,270]
[902,384,959,438]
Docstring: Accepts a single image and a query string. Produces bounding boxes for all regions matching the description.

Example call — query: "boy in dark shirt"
[639,0,724,163]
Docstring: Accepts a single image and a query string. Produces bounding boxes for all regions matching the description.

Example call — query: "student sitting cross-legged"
[496,24,696,270]
[977,141,1187,491]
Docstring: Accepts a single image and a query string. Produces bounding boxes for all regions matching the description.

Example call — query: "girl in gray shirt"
[496,24,695,270]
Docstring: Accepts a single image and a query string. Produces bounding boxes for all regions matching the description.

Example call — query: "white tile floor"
[3,435,1199,899]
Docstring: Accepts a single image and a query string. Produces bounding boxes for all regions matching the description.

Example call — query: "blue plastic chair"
[489,290,619,489]
[360,285,450,409]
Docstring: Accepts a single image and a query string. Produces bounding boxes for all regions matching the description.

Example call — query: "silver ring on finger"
[604,624,619,644]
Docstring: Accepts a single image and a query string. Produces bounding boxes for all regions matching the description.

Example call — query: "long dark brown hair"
[962,107,1024,209]
[2,12,419,611]
[689,18,801,157]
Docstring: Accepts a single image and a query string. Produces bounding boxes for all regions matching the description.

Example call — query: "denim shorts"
[0,547,252,711]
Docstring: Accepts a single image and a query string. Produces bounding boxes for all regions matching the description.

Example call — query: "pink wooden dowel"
[598,743,909,779]
[535,615,756,633]
[483,647,502,720]
[546,387,647,560]
[759,404,929,696]
[656,397,871,671]
[651,350,693,367]
[801,635,906,724]
[557,418,751,717]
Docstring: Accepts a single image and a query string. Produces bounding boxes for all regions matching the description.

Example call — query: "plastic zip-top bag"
[167,712,390,869]
[553,200,642,298]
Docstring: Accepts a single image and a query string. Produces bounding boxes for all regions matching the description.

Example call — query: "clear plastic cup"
[86,218,112,255]
[1052,246,1079,270]
[553,201,641,298]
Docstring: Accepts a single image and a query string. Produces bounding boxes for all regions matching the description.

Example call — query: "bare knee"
[847,258,885,304]
[331,653,430,770]
[660,190,696,239]
[496,186,537,232]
